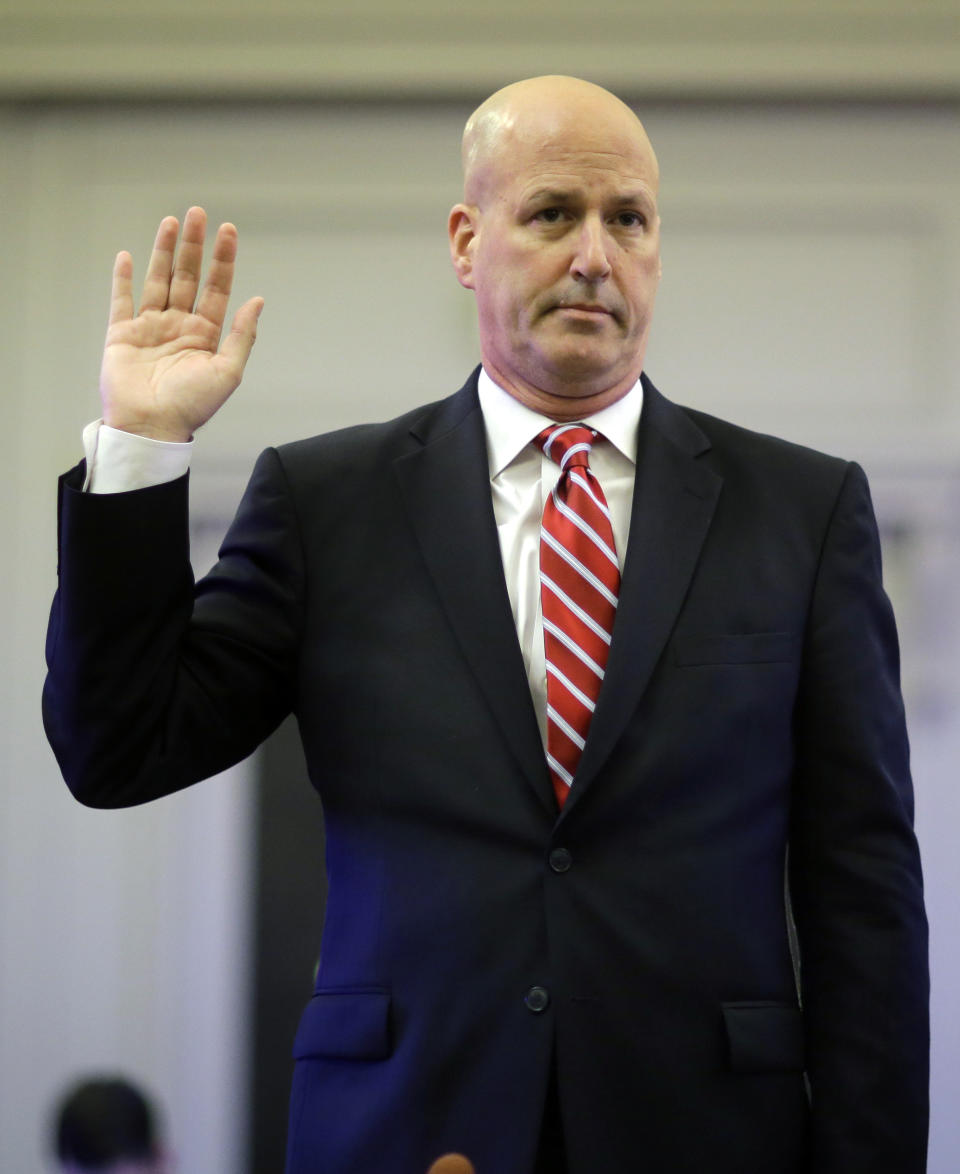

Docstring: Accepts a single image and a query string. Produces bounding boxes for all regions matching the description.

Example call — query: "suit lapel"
[393,372,722,822]
[561,379,723,818]
[393,375,554,813]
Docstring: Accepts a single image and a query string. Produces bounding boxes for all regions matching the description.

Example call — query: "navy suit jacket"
[44,370,928,1173]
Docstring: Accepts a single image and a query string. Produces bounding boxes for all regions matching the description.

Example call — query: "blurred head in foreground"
[52,1077,171,1174]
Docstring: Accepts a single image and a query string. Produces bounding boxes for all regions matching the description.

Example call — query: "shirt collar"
[477,366,644,479]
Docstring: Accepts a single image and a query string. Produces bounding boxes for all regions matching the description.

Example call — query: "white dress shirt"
[82,419,192,493]
[83,367,643,744]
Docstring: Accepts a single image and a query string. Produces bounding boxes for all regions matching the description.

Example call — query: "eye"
[533,207,566,224]
[612,210,646,229]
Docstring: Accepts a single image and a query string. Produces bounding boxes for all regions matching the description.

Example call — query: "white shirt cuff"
[82,420,193,493]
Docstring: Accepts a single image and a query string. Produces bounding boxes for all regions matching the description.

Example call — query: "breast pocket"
[722,1001,805,1074]
[673,631,799,667]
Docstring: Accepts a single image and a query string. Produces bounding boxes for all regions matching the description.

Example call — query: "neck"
[481,360,641,421]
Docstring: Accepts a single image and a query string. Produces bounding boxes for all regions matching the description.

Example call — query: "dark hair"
[54,1077,158,1167]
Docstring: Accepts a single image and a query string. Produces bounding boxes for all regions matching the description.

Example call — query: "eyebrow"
[524,187,655,209]
[525,188,576,205]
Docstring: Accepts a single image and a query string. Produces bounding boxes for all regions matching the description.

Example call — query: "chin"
[541,351,623,389]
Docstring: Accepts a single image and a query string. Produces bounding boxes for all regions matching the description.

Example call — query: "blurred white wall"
[1,6,958,1171]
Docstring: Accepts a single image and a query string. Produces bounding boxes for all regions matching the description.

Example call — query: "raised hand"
[100,206,264,442]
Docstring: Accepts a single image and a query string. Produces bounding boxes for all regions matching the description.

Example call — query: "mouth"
[552,303,617,324]
[553,302,614,316]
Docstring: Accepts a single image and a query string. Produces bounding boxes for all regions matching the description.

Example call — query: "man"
[44,77,928,1173]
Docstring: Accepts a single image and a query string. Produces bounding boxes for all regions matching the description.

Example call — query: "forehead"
[498,147,658,212]
[489,114,657,203]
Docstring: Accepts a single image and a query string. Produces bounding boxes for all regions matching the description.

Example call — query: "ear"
[448,203,479,290]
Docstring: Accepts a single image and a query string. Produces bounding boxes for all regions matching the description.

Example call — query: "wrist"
[101,415,194,444]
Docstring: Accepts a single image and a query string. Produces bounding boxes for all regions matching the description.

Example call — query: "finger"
[168,206,208,312]
[218,296,264,382]
[427,1157,475,1174]
[139,215,181,312]
[107,250,135,327]
[194,220,239,330]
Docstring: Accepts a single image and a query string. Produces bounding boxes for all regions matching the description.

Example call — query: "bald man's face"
[450,99,661,411]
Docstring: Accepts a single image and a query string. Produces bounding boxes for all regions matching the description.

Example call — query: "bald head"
[461,75,659,207]
[449,74,662,417]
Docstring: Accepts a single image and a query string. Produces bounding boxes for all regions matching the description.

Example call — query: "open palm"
[100,206,263,442]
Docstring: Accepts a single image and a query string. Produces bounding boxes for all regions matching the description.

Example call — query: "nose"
[570,215,612,283]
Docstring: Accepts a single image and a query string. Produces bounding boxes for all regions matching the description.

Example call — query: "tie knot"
[537,424,596,471]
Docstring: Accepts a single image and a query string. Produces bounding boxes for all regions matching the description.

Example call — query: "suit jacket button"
[548,847,572,873]
[524,986,550,1013]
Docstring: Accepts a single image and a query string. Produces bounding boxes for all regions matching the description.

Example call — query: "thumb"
[219,296,264,380]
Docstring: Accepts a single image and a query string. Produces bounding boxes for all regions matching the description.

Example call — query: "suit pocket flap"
[674,632,798,666]
[292,989,391,1061]
[722,1002,804,1073]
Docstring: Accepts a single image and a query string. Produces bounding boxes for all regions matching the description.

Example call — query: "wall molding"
[1,2,958,101]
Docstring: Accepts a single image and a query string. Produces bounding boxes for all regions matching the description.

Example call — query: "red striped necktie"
[537,424,621,809]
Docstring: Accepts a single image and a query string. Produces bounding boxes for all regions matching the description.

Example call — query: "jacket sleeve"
[43,447,305,807]
[789,461,929,1172]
